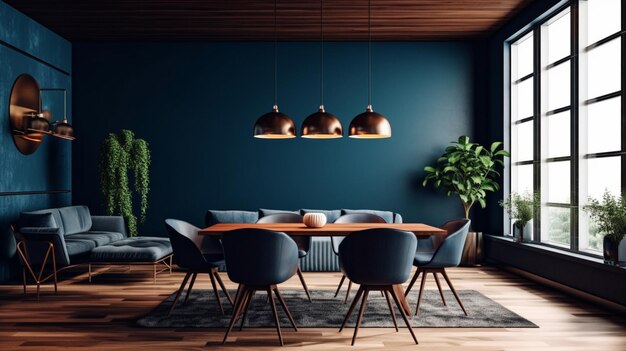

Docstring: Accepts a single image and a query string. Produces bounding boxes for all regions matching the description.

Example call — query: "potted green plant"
[423,136,509,265]
[423,136,509,219]
[99,130,151,237]
[499,192,538,243]
[583,191,626,266]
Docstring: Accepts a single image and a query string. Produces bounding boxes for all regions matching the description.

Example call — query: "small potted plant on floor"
[499,192,538,243]
[583,190,626,266]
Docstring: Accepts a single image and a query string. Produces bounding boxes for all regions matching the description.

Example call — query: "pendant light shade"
[349,105,391,138]
[301,0,343,139]
[254,105,296,139]
[301,105,342,139]
[349,0,391,139]
[52,118,76,140]
[24,111,51,134]
[253,0,296,139]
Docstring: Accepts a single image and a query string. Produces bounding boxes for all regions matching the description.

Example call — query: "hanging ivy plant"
[99,130,151,236]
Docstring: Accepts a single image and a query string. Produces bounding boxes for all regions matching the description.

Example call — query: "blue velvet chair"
[404,219,471,316]
[338,228,418,345]
[164,219,233,316]
[332,213,386,303]
[256,213,312,302]
[221,228,299,346]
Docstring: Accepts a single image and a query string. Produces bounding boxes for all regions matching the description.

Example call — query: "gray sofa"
[15,206,172,294]
[205,208,403,272]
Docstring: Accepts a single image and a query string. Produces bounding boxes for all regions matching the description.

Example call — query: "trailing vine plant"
[99,130,151,236]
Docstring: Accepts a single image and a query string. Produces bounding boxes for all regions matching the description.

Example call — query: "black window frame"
[506,0,625,257]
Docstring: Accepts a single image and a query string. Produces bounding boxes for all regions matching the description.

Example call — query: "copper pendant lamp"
[349,0,391,139]
[50,90,75,140]
[301,0,343,139]
[253,0,296,139]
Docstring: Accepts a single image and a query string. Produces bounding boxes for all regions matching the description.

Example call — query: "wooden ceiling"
[4,0,535,41]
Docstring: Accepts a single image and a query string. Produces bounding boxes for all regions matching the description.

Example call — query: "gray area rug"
[136,289,537,328]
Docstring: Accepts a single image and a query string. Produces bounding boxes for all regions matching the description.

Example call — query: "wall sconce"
[9,74,75,155]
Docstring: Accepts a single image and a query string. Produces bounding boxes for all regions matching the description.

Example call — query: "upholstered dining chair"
[221,228,299,346]
[164,219,233,316]
[256,213,312,302]
[338,228,418,345]
[332,213,386,303]
[404,218,471,316]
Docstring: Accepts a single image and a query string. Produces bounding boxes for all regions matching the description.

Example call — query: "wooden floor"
[0,266,625,350]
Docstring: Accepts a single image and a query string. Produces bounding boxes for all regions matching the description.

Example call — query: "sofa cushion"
[259,208,300,217]
[205,210,259,227]
[65,231,125,247]
[90,237,172,262]
[58,206,92,235]
[19,212,58,229]
[341,209,394,224]
[65,238,97,257]
[301,209,342,223]
[20,209,65,235]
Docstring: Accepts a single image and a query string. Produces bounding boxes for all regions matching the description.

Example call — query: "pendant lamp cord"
[320,0,324,107]
[368,0,372,107]
[63,90,67,121]
[274,0,278,108]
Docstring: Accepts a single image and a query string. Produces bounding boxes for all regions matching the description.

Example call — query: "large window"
[508,0,624,255]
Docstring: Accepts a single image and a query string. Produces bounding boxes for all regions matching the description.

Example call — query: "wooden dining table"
[199,222,447,315]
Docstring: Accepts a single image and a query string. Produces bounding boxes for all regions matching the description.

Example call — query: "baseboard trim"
[496,263,626,314]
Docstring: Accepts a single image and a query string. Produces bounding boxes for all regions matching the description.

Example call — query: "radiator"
[300,237,340,272]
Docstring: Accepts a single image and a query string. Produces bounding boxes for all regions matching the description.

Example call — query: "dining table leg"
[392,284,412,316]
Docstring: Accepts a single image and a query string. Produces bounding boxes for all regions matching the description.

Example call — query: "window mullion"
[621,0,626,198]
[570,0,580,251]
[533,25,542,243]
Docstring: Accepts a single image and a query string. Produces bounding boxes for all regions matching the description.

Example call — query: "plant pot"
[460,231,483,266]
[603,235,626,266]
[512,220,533,243]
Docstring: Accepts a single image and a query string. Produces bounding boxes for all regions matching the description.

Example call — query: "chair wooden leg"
[88,263,92,283]
[433,271,447,306]
[339,286,364,332]
[441,268,468,316]
[296,267,312,302]
[334,275,346,298]
[404,267,421,297]
[213,270,234,305]
[267,286,284,346]
[384,290,398,332]
[351,287,370,346]
[274,287,298,331]
[169,272,191,316]
[208,269,225,315]
[390,287,418,344]
[415,269,428,316]
[223,287,249,345]
[238,289,255,331]
[183,273,197,305]
[344,280,352,304]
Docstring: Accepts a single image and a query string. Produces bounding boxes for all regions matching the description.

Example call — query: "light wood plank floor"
[0,266,625,350]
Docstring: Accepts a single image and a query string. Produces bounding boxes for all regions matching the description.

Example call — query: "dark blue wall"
[0,1,72,282]
[72,41,476,235]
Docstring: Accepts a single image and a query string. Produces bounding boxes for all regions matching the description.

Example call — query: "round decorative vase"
[303,213,327,228]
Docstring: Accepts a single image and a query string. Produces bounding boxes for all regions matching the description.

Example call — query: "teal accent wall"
[0,1,72,281]
[72,41,475,235]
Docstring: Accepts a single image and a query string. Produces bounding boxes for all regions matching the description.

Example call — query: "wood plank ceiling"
[4,0,535,41]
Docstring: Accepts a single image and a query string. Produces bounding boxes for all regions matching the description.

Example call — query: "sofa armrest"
[17,227,71,266]
[91,216,127,237]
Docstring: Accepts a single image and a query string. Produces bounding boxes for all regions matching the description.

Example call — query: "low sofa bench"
[13,205,172,297]
[204,208,404,272]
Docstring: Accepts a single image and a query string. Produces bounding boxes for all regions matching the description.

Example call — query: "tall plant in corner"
[423,136,509,219]
[99,130,151,237]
